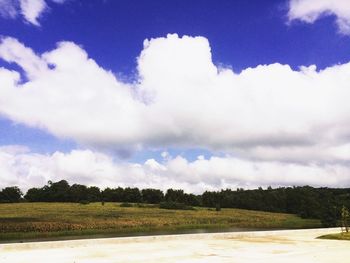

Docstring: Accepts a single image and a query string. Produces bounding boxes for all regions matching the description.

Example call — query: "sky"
[0,0,350,193]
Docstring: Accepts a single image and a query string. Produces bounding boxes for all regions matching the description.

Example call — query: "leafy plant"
[120,202,133,207]
[159,201,194,210]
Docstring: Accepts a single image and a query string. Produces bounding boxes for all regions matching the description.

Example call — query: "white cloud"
[161,151,169,159]
[1,34,350,168]
[0,0,18,19]
[0,0,65,26]
[288,0,350,35]
[1,146,349,193]
[0,37,48,78]
[19,0,47,26]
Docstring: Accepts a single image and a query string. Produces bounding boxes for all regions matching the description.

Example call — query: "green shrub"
[120,202,133,207]
[79,200,90,205]
[159,201,194,210]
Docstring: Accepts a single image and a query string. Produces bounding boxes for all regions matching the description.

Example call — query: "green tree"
[87,186,101,202]
[123,187,142,203]
[165,189,185,203]
[25,188,44,202]
[141,189,164,204]
[341,206,349,233]
[69,184,88,202]
[0,186,23,202]
[48,180,71,201]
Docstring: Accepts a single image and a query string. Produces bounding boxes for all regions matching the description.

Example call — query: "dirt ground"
[0,228,348,262]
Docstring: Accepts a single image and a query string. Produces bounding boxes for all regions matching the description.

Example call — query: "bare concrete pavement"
[0,228,348,262]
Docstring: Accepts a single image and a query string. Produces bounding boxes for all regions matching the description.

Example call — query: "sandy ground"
[0,228,348,262]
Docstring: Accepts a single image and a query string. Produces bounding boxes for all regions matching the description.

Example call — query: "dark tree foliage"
[49,180,71,202]
[165,189,201,206]
[320,201,338,227]
[24,180,101,203]
[25,188,44,202]
[101,187,124,202]
[123,187,142,203]
[201,186,350,225]
[69,184,88,202]
[87,186,101,202]
[202,190,221,207]
[165,189,186,203]
[141,189,164,204]
[0,186,22,203]
[101,187,141,203]
[183,193,201,206]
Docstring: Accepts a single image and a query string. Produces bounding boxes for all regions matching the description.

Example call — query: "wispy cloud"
[0,0,66,26]
[0,0,18,19]
[288,0,350,35]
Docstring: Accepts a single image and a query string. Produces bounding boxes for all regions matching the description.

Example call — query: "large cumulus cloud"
[1,34,350,189]
[1,34,350,162]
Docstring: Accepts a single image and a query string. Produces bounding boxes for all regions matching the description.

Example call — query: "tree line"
[0,180,201,206]
[1,180,350,225]
[202,186,350,226]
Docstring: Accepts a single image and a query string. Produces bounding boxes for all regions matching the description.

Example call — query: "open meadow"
[0,202,321,242]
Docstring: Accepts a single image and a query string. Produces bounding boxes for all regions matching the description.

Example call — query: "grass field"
[318,232,350,241]
[0,202,321,242]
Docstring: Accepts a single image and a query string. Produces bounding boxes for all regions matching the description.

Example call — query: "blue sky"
[1,0,349,73]
[0,0,350,191]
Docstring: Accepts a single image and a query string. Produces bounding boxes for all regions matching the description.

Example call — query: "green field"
[0,202,321,242]
[318,232,350,241]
